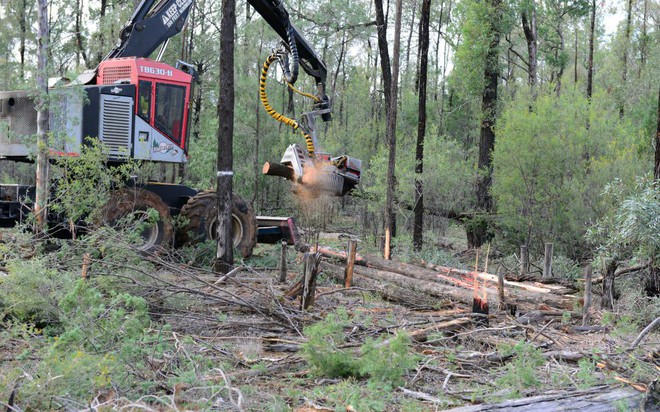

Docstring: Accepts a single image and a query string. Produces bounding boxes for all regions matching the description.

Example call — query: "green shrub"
[0,257,75,326]
[301,309,361,378]
[495,341,545,396]
[301,309,417,387]
[360,332,417,388]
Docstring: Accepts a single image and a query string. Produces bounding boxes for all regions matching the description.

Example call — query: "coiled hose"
[259,51,317,157]
[280,25,299,84]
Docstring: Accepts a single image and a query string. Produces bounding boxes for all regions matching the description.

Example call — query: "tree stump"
[301,252,320,310]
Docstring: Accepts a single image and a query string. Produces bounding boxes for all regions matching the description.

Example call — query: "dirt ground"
[1,228,658,411]
[142,240,659,411]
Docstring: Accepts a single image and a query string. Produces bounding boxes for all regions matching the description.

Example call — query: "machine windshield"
[155,83,185,144]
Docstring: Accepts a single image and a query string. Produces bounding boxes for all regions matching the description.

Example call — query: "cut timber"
[344,239,358,288]
[320,262,449,307]
[321,261,472,303]
[444,386,643,411]
[300,252,320,309]
[408,318,472,342]
[315,246,570,294]
[316,248,574,310]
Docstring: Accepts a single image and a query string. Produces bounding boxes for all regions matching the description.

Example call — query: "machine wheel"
[177,191,257,258]
[100,188,173,254]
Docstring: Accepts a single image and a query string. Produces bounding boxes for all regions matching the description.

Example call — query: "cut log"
[322,261,472,303]
[315,246,574,296]
[320,262,442,308]
[317,251,574,310]
[408,318,473,342]
[443,386,643,411]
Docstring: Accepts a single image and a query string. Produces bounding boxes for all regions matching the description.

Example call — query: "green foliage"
[56,279,150,352]
[588,178,659,265]
[49,139,135,228]
[575,358,599,389]
[359,333,417,388]
[302,308,361,378]
[551,255,582,280]
[492,88,648,257]
[496,341,545,396]
[305,379,393,412]
[0,257,75,326]
[301,309,417,387]
[451,0,503,97]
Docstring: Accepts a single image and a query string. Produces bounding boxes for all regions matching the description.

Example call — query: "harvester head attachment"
[262,144,361,197]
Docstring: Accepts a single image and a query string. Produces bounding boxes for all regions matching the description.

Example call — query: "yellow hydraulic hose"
[287,82,321,103]
[259,53,316,157]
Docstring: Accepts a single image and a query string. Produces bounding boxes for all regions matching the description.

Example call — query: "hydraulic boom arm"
[107,0,328,100]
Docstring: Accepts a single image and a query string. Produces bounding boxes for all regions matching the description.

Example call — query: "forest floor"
[1,225,659,411]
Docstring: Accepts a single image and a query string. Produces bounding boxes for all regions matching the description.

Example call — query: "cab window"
[138,80,152,121]
[155,83,185,144]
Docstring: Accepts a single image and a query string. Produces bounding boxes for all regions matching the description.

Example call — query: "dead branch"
[630,316,660,350]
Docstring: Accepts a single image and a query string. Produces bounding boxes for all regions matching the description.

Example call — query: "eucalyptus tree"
[413,0,431,252]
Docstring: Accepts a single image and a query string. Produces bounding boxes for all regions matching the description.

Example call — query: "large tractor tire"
[100,188,173,254]
[177,191,257,258]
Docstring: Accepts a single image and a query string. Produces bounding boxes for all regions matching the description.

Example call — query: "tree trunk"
[574,23,579,85]
[97,0,108,64]
[521,4,537,89]
[555,24,565,96]
[413,0,431,252]
[654,87,660,181]
[620,0,633,117]
[586,0,596,100]
[474,0,501,246]
[252,27,264,207]
[19,0,27,79]
[645,263,660,297]
[383,0,404,260]
[215,0,235,274]
[374,0,392,111]
[602,259,618,310]
[34,0,50,235]
[75,0,88,69]
[405,0,418,75]
[640,0,648,70]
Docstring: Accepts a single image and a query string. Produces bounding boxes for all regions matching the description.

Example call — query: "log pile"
[315,246,575,311]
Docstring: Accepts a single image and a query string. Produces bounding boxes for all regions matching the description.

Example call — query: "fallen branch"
[443,386,643,411]
[398,387,458,405]
[408,318,473,342]
[630,316,660,350]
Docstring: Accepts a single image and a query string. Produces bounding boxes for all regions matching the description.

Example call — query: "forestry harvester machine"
[0,0,361,255]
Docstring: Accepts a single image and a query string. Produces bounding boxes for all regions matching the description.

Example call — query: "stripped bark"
[443,386,642,411]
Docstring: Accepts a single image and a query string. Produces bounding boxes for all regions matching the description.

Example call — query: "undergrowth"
[301,308,418,388]
[0,233,236,410]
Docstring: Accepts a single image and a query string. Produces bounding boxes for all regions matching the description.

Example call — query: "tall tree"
[413,0,431,252]
[34,0,49,234]
[640,0,648,70]
[655,87,660,181]
[215,0,235,274]
[521,0,537,89]
[74,0,89,69]
[475,0,502,235]
[620,0,633,117]
[96,0,108,64]
[586,0,596,99]
[374,0,392,110]
[382,0,403,260]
